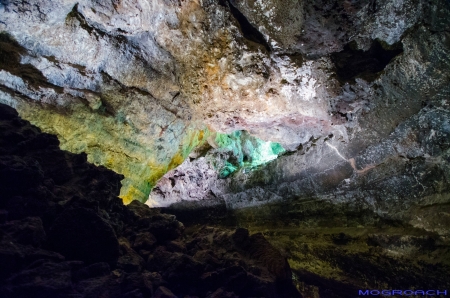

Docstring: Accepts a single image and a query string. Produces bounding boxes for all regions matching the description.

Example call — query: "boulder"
[73,262,111,282]
[0,261,75,298]
[0,156,44,200]
[206,288,238,298]
[148,214,184,242]
[1,217,46,247]
[117,238,145,273]
[153,286,177,298]
[133,232,157,251]
[48,208,119,266]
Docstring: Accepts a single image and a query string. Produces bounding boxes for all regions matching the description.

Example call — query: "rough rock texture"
[144,1,450,294]
[0,1,208,203]
[149,130,285,207]
[264,226,450,297]
[1,0,450,296]
[0,103,300,297]
[48,208,120,266]
[149,0,450,226]
[3,0,442,203]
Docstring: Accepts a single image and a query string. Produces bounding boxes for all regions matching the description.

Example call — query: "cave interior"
[0,0,450,297]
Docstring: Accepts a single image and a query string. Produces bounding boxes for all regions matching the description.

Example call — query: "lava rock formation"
[1,0,450,296]
[0,103,300,297]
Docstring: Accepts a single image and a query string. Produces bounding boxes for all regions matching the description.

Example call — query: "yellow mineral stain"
[120,185,146,205]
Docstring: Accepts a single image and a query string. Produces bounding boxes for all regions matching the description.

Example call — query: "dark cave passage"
[331,39,404,82]
[219,0,272,52]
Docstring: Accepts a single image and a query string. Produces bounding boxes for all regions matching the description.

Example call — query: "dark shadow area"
[331,39,403,83]
[219,0,271,52]
[293,269,360,298]
[283,53,304,68]
[0,102,302,298]
[161,199,238,227]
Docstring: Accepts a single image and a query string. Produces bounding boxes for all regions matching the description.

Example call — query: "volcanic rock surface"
[0,103,300,297]
[1,0,445,204]
[1,0,450,296]
[1,0,449,206]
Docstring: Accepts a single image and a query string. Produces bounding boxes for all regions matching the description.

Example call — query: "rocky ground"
[265,226,450,297]
[163,191,450,297]
[0,103,300,297]
[164,202,450,297]
[3,102,448,298]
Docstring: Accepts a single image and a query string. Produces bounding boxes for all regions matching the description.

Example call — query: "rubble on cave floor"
[0,103,300,297]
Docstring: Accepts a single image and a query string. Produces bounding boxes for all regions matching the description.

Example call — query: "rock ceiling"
[0,0,449,220]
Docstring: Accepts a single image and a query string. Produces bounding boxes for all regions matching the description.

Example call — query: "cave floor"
[183,222,450,298]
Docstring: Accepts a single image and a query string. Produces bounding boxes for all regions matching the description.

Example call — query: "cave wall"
[0,0,341,202]
[0,0,211,203]
[1,0,449,214]
[151,0,450,236]
[1,0,450,295]
[0,103,302,298]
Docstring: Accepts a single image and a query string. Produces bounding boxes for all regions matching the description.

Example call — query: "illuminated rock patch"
[148,130,285,207]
